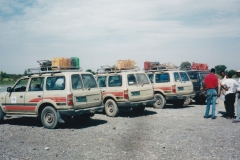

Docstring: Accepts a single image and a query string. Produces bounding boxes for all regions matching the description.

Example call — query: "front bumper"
[116,98,156,108]
[57,105,104,117]
[165,93,195,100]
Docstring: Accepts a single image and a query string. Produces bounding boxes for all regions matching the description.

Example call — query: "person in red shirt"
[202,68,218,119]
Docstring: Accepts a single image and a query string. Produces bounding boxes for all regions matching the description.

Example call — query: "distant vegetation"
[0,64,238,86]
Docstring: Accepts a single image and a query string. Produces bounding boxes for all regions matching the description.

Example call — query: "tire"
[172,100,184,107]
[132,107,145,113]
[105,99,119,117]
[153,94,166,109]
[183,97,191,106]
[41,106,58,129]
[74,114,92,123]
[0,108,4,123]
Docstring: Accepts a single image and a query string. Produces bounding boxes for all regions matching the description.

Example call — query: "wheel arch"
[103,96,116,104]
[37,103,55,116]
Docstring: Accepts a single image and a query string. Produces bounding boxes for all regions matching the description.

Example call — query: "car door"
[96,76,107,99]
[24,77,44,114]
[173,72,193,95]
[105,74,124,101]
[4,78,29,114]
[71,74,87,109]
[81,74,102,108]
[127,73,153,102]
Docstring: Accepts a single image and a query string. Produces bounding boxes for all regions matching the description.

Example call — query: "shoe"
[203,116,208,118]
[226,117,233,119]
[212,116,217,119]
[232,120,240,123]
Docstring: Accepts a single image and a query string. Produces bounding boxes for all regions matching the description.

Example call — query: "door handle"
[38,95,41,97]
[20,95,23,98]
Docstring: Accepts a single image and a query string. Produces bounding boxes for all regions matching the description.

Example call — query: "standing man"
[221,73,239,119]
[219,70,227,115]
[202,68,219,119]
[232,70,240,123]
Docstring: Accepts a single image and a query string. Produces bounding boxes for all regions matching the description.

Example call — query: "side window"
[136,73,149,85]
[29,77,44,91]
[81,74,97,89]
[174,72,181,82]
[109,75,122,87]
[127,74,137,86]
[12,78,29,92]
[46,76,65,90]
[147,74,154,83]
[71,74,83,90]
[97,76,107,87]
[155,73,170,83]
[180,72,190,81]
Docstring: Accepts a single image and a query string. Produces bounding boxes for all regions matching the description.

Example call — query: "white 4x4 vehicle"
[0,69,103,129]
[95,69,156,117]
[146,70,195,108]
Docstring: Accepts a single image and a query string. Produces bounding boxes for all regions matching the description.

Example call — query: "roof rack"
[96,66,140,74]
[27,66,83,76]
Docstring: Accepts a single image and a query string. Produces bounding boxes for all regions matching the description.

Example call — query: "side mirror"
[7,87,12,92]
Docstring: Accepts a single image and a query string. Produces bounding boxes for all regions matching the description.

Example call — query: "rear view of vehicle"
[187,70,209,104]
[144,61,195,108]
[185,62,210,104]
[96,60,156,117]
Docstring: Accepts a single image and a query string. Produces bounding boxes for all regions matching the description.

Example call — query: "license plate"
[76,96,87,102]
[131,91,140,96]
[178,87,184,91]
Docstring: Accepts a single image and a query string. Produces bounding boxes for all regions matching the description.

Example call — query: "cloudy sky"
[0,0,239,74]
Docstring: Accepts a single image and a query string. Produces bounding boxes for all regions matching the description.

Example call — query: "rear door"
[81,74,102,108]
[173,72,193,95]
[187,72,201,92]
[24,77,44,114]
[71,74,87,109]
[127,73,153,102]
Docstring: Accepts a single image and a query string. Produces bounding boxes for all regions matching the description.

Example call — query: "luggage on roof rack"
[144,61,178,70]
[96,65,140,74]
[71,57,80,70]
[37,60,52,71]
[191,62,208,71]
[115,60,135,70]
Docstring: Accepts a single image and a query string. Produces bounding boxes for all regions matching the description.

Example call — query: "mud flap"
[57,111,65,123]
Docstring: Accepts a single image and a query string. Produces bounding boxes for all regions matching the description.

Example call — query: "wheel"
[41,106,58,129]
[183,97,191,106]
[132,107,145,113]
[172,100,184,107]
[74,114,92,123]
[153,94,166,109]
[0,108,4,123]
[105,99,119,117]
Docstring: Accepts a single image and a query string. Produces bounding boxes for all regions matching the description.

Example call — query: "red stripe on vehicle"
[154,87,172,91]
[102,92,124,97]
[5,106,25,111]
[25,106,36,111]
[29,97,66,103]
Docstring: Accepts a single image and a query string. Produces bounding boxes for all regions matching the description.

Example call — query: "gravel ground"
[1,99,240,160]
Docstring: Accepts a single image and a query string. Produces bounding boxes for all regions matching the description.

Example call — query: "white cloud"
[0,0,240,73]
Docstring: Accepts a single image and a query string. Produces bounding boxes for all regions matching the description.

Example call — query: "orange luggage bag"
[52,57,64,70]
